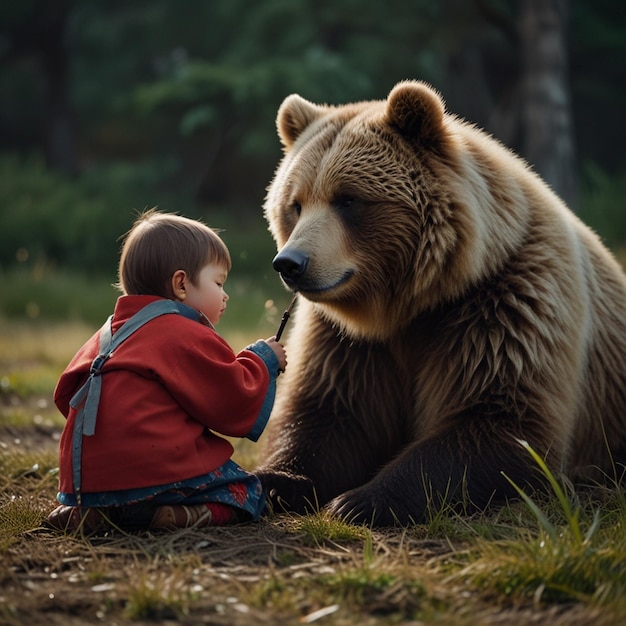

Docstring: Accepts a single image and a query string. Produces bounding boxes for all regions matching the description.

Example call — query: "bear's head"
[264,80,529,340]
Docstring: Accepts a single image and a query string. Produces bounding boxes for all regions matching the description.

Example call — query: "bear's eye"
[292,201,302,216]
[334,196,355,211]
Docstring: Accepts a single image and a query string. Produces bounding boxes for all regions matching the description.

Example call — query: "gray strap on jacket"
[69,299,202,505]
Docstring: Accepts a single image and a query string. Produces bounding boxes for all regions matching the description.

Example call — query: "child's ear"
[171,269,187,301]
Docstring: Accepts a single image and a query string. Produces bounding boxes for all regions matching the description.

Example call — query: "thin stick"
[275,293,298,341]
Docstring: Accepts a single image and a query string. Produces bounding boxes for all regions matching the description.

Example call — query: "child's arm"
[165,330,280,441]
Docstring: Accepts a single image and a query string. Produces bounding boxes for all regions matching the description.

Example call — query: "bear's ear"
[386,81,445,145]
[277,94,327,149]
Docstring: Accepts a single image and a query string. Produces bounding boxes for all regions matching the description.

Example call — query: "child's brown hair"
[117,209,231,297]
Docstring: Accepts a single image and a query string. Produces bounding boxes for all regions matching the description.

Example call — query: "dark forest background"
[0,0,624,285]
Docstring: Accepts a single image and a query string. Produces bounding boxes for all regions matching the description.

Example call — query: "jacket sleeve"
[242,340,280,441]
[162,327,279,440]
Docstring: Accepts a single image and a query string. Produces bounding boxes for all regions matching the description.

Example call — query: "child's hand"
[265,337,287,373]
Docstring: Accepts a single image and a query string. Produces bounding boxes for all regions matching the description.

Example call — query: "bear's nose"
[273,249,309,282]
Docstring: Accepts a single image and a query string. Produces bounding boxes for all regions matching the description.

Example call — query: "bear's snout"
[273,249,309,287]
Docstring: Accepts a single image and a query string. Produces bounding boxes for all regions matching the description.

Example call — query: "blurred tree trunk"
[520,0,577,206]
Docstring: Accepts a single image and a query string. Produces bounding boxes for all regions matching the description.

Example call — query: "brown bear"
[257,79,626,526]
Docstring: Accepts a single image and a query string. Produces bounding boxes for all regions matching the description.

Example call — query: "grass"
[2,319,626,625]
[453,445,626,609]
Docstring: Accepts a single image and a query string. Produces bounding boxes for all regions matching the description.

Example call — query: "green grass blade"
[501,471,558,542]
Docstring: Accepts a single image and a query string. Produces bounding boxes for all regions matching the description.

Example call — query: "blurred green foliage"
[0,265,117,323]
[0,151,280,273]
[578,165,626,249]
[0,154,155,272]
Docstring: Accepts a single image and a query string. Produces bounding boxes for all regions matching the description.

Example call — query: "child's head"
[117,209,231,299]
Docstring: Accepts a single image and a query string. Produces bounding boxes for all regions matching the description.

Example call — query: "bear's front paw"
[256,469,317,515]
[325,485,417,527]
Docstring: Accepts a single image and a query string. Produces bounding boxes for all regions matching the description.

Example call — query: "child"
[45,209,287,533]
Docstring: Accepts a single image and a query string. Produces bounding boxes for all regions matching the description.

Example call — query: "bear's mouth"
[280,269,355,296]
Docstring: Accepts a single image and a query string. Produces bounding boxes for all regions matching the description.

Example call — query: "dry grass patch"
[2,435,626,625]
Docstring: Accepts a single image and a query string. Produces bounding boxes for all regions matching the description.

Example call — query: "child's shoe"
[44,505,111,534]
[149,502,240,529]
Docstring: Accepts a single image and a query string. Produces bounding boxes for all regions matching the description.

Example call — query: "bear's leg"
[257,400,408,515]
[325,419,553,526]
[257,417,401,515]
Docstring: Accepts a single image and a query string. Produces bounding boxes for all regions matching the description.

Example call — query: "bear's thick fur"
[258,80,626,526]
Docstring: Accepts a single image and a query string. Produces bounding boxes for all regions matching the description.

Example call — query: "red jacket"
[54,295,278,495]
